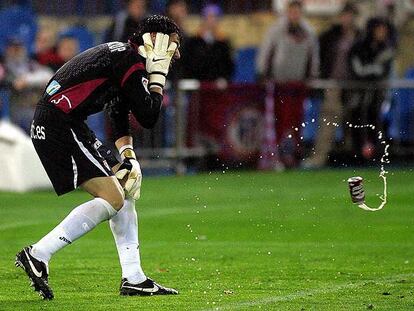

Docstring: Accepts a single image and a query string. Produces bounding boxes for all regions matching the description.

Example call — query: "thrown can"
[347,176,365,204]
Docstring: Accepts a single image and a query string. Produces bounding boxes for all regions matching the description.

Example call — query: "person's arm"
[115,135,133,153]
[221,40,234,80]
[114,135,142,200]
[350,50,385,79]
[308,31,320,79]
[23,66,53,87]
[256,24,278,78]
[120,33,177,129]
[121,72,164,129]
[13,64,53,90]
[348,42,362,79]
[105,97,141,199]
[374,48,394,79]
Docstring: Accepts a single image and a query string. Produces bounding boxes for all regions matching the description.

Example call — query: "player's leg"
[30,176,123,264]
[110,196,145,284]
[101,147,177,295]
[16,176,123,299]
[109,197,178,296]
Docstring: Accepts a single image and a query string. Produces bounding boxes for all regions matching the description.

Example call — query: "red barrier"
[187,81,308,168]
[187,83,265,166]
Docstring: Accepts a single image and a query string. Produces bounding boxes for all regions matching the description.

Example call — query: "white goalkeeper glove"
[115,147,142,200]
[138,32,178,89]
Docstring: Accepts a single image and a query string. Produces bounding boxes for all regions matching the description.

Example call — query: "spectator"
[304,2,359,168]
[3,38,53,132]
[56,35,80,64]
[347,17,395,160]
[34,29,62,71]
[181,3,234,81]
[166,0,188,31]
[105,0,147,43]
[166,0,189,81]
[256,0,319,167]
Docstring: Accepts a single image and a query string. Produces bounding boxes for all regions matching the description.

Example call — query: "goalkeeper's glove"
[115,146,142,200]
[138,32,178,90]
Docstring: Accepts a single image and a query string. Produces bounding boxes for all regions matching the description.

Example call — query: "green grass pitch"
[0,169,413,310]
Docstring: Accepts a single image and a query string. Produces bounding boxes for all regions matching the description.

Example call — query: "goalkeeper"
[15,15,180,299]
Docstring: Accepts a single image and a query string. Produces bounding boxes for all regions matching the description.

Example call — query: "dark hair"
[341,1,358,15]
[288,0,303,8]
[125,0,146,4]
[166,0,186,8]
[129,15,181,45]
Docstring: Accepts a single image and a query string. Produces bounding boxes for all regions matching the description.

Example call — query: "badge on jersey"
[46,80,61,96]
[142,77,149,94]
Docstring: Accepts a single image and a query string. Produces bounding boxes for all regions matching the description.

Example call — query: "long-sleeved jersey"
[40,41,162,140]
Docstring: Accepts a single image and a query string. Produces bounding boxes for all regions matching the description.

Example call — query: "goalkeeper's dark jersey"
[40,41,162,140]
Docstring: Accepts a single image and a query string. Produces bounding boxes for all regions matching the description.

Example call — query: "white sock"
[109,197,146,284]
[31,198,117,263]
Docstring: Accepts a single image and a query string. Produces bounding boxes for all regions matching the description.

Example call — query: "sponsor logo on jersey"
[51,94,72,109]
[46,80,61,96]
[30,121,46,140]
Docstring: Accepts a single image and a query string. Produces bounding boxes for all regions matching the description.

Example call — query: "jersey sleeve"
[106,95,130,140]
[114,48,162,129]
[121,69,163,129]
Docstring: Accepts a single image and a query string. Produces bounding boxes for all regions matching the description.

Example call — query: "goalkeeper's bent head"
[129,15,181,47]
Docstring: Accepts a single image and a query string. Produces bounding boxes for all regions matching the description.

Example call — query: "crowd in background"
[0,0,406,169]
[257,0,397,168]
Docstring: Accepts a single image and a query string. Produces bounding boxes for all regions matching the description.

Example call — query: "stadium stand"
[0,4,37,55]
[58,25,95,52]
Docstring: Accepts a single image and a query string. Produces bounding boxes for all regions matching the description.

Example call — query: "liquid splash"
[341,122,390,212]
[304,119,390,212]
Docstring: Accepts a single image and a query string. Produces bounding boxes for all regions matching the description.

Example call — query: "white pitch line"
[208,273,414,311]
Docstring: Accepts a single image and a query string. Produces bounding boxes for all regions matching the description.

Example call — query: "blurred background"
[0,0,413,184]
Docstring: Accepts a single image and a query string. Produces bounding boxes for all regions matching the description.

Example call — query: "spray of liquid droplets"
[324,120,390,212]
[354,128,390,212]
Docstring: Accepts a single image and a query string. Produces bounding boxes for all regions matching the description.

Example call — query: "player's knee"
[110,191,125,211]
[99,188,125,211]
[81,176,125,211]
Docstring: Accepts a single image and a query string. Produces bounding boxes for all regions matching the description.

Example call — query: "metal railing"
[165,78,414,173]
[1,79,414,173]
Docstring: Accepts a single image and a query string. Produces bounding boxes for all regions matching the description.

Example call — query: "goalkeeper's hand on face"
[115,148,142,200]
[138,32,179,89]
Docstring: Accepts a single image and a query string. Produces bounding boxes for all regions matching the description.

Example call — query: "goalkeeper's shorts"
[31,103,117,195]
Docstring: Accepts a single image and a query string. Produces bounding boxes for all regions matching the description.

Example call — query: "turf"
[0,169,413,310]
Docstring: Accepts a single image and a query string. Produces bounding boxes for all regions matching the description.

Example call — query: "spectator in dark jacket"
[105,0,147,43]
[166,0,188,81]
[181,4,234,81]
[304,2,359,168]
[347,17,395,160]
